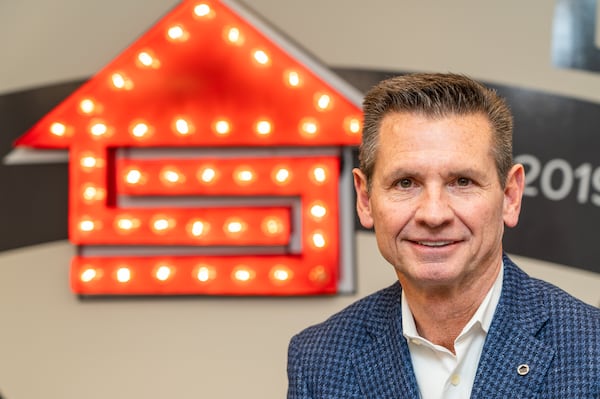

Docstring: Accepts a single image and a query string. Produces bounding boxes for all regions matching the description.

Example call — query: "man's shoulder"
[503,255,600,327]
[290,282,401,352]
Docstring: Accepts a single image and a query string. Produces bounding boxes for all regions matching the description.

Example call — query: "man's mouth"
[415,241,455,247]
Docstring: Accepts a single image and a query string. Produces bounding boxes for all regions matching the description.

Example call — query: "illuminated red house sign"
[12,0,363,296]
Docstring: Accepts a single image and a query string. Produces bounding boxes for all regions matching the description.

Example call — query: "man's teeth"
[417,241,452,247]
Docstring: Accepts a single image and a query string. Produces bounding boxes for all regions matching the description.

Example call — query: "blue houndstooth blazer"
[287,254,600,398]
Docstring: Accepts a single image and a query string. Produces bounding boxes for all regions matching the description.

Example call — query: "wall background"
[1,1,599,398]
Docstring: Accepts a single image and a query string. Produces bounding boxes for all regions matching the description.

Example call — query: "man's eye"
[456,177,471,186]
[398,178,413,188]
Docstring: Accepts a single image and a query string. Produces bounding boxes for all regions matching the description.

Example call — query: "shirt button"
[410,338,421,345]
[450,374,461,386]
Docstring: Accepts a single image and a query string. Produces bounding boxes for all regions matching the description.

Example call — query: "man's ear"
[503,163,525,228]
[353,168,374,229]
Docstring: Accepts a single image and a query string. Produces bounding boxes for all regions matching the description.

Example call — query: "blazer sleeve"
[287,334,312,399]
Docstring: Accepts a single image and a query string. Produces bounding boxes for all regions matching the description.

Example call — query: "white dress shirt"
[402,264,504,399]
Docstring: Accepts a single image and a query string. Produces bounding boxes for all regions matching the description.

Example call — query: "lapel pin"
[517,364,530,376]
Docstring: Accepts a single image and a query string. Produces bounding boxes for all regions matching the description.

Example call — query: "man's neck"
[399,264,502,353]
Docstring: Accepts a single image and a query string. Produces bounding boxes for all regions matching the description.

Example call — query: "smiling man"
[287,73,600,399]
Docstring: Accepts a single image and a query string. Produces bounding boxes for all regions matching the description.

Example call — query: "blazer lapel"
[351,284,420,399]
[471,257,555,399]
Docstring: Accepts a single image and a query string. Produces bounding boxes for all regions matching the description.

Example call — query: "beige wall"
[1,1,599,398]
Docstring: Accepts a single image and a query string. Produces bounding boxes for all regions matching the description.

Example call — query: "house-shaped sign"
[12,0,363,296]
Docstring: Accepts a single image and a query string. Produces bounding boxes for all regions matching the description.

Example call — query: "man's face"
[353,112,524,292]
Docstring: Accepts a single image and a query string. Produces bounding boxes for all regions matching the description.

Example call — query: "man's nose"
[414,186,453,227]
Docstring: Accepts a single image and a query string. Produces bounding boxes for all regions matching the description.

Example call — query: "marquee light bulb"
[194,3,213,17]
[309,265,328,283]
[131,122,150,138]
[195,265,216,282]
[110,73,133,90]
[273,167,291,184]
[310,203,327,219]
[82,185,105,202]
[137,51,160,68]
[80,268,97,283]
[253,49,270,66]
[198,167,217,183]
[315,94,332,111]
[80,154,102,169]
[167,25,189,41]
[270,265,293,283]
[155,265,172,281]
[234,167,256,184]
[49,122,67,137]
[125,169,143,185]
[152,216,175,233]
[160,167,184,184]
[90,123,108,137]
[232,266,254,282]
[262,217,283,236]
[225,219,246,234]
[312,232,326,248]
[79,99,96,114]
[345,116,362,135]
[188,220,209,237]
[311,166,327,183]
[213,120,231,136]
[225,27,244,45]
[115,216,140,232]
[174,118,193,135]
[116,267,131,283]
[300,119,319,136]
[79,219,96,232]
[284,70,302,87]
[255,120,272,136]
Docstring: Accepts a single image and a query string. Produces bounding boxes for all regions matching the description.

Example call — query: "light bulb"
[79,219,96,232]
[90,123,108,137]
[125,169,143,185]
[49,122,67,137]
[131,122,150,138]
[300,118,319,136]
[80,268,97,283]
[270,265,293,283]
[155,265,172,281]
[167,25,189,41]
[312,232,326,248]
[273,167,291,184]
[225,219,246,234]
[160,167,184,185]
[232,266,254,282]
[345,116,362,135]
[116,267,131,283]
[262,217,283,235]
[188,220,209,237]
[195,265,216,282]
[253,49,270,66]
[255,120,272,136]
[194,3,212,17]
[285,70,302,87]
[315,93,332,111]
[110,73,133,90]
[224,27,244,45]
[174,118,193,135]
[311,166,327,184]
[213,120,231,136]
[234,167,256,185]
[310,203,327,219]
[79,99,96,114]
[198,167,217,183]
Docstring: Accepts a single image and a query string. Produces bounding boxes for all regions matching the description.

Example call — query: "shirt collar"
[402,261,504,340]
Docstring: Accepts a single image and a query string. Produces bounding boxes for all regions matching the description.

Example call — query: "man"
[287,73,600,398]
